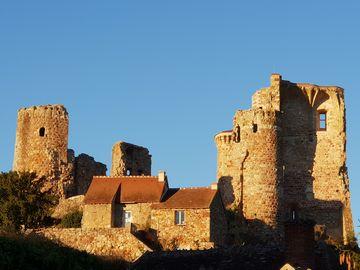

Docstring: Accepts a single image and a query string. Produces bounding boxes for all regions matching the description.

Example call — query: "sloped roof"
[84,178,121,204]
[152,187,217,209]
[120,178,166,203]
[84,176,166,204]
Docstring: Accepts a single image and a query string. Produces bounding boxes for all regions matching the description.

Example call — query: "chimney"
[158,170,167,182]
[210,182,218,190]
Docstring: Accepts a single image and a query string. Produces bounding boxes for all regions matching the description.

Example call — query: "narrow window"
[253,124,258,133]
[39,127,45,137]
[175,210,185,225]
[292,210,296,221]
[234,125,240,143]
[126,169,132,176]
[124,211,132,224]
[317,111,327,131]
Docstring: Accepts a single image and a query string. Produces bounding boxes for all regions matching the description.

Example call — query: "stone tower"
[13,104,106,198]
[13,105,73,196]
[111,141,151,176]
[215,74,354,245]
[215,78,283,242]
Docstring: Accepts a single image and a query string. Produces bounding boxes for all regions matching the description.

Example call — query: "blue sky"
[0,1,359,233]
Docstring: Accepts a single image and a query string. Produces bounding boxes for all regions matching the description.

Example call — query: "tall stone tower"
[215,76,283,242]
[215,74,354,246]
[13,104,73,196]
[13,104,107,198]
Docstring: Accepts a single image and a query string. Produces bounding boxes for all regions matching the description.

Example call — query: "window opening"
[175,210,185,225]
[126,169,132,176]
[318,111,327,131]
[253,124,258,133]
[39,127,45,137]
[235,125,240,143]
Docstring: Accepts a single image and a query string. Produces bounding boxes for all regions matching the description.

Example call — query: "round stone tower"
[236,109,282,239]
[215,108,283,242]
[13,104,71,194]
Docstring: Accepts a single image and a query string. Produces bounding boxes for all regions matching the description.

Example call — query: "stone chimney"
[158,170,167,182]
[210,182,218,190]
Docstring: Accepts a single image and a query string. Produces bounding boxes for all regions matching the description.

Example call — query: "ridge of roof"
[93,175,158,179]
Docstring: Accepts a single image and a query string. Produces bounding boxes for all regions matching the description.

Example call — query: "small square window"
[317,112,327,131]
[175,210,185,225]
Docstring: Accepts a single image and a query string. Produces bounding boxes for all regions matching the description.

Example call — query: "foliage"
[0,234,125,270]
[59,210,83,228]
[336,235,360,270]
[0,171,57,233]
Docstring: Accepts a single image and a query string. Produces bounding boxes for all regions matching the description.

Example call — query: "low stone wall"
[52,195,84,219]
[29,228,151,262]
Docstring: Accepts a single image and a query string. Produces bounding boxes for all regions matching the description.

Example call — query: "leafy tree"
[0,171,56,232]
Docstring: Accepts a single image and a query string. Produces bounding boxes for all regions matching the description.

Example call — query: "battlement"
[18,104,68,117]
[214,130,233,144]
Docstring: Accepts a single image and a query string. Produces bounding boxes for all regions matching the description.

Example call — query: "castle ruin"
[13,105,107,198]
[215,74,354,246]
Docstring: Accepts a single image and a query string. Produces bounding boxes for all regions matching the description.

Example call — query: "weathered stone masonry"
[111,141,151,177]
[215,74,354,244]
[13,104,106,198]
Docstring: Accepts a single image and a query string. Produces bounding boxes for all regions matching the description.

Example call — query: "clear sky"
[0,1,359,234]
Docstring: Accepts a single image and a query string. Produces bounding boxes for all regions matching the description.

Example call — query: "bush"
[59,211,82,228]
[0,171,56,232]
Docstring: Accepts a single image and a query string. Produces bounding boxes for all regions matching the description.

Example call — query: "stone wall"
[82,204,113,228]
[73,154,107,195]
[111,141,151,176]
[279,80,353,242]
[52,195,84,219]
[29,228,151,262]
[150,208,214,250]
[121,203,152,229]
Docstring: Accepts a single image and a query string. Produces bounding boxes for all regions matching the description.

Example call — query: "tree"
[0,171,56,232]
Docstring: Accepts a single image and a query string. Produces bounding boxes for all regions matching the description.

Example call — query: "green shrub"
[0,171,56,233]
[59,211,83,228]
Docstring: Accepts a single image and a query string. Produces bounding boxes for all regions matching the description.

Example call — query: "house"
[82,171,227,249]
[151,185,227,249]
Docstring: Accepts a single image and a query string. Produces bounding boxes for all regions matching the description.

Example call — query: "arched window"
[126,169,132,176]
[39,127,45,137]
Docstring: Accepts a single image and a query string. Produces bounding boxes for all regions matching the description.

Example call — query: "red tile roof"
[84,176,166,204]
[120,178,166,203]
[152,188,217,209]
[84,178,121,204]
